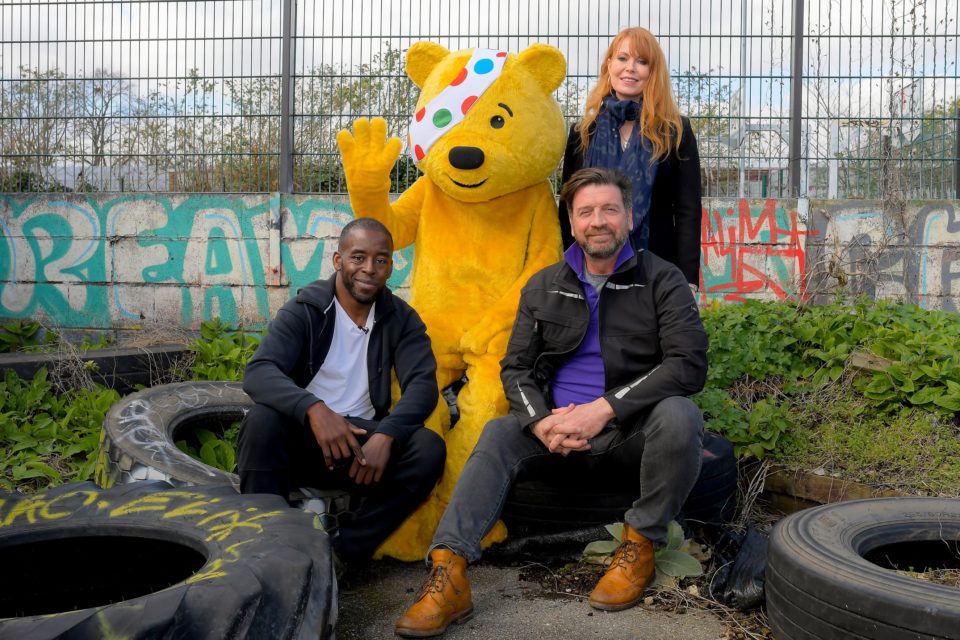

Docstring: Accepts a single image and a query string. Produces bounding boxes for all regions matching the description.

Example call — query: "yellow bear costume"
[336,42,567,560]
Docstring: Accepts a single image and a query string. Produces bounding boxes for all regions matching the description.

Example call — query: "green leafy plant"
[175,424,239,473]
[189,318,262,381]
[79,333,114,351]
[9,299,960,498]
[583,521,704,587]
[694,299,960,494]
[0,319,59,353]
[0,317,260,492]
[0,368,119,492]
[701,394,793,459]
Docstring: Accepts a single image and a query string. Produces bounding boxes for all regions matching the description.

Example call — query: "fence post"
[279,0,296,194]
[955,101,959,200]
[881,133,892,199]
[788,0,805,197]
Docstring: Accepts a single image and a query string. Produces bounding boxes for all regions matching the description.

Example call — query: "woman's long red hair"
[576,27,683,161]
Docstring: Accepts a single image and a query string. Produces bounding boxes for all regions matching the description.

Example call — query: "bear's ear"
[514,44,566,94]
[406,41,450,88]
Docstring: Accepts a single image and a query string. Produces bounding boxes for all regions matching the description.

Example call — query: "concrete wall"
[0,193,413,329]
[1,193,958,331]
[805,201,960,311]
[700,198,814,303]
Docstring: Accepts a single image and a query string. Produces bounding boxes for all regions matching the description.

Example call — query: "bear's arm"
[347,176,427,250]
[460,183,562,355]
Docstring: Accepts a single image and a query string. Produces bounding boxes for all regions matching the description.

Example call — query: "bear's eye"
[490,115,505,129]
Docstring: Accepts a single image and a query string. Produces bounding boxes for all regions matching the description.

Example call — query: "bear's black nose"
[448,146,485,170]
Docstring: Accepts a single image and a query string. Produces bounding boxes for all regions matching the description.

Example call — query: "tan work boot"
[588,524,656,611]
[394,548,474,638]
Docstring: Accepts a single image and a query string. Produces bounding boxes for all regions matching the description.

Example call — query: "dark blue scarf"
[583,96,658,250]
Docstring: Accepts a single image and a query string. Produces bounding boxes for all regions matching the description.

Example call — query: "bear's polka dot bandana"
[406,48,508,164]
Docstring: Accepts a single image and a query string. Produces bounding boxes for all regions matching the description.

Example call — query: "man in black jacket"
[237,217,445,562]
[396,168,708,637]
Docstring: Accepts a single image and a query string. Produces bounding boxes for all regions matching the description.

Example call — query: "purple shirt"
[551,242,635,408]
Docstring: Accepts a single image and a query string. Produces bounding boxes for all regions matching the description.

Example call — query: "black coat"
[558,117,703,286]
[242,275,438,446]
[501,248,708,428]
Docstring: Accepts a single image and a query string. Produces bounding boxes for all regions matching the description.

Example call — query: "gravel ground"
[336,559,728,640]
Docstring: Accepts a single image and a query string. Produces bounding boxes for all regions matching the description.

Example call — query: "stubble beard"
[341,275,379,305]
[581,231,628,260]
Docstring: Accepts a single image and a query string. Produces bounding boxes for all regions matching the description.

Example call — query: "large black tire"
[0,481,336,639]
[502,431,737,529]
[767,497,960,640]
[96,381,250,489]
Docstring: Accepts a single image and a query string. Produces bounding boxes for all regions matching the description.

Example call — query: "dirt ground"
[335,547,772,639]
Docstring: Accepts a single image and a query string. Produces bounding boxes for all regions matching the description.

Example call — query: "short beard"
[343,279,378,304]
[581,236,627,260]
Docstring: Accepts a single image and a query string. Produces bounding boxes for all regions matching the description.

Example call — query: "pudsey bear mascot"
[337,42,567,560]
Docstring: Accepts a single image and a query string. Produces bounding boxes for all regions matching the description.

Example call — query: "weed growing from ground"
[0,368,118,492]
[697,298,960,496]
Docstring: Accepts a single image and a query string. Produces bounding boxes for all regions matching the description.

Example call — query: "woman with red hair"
[559,27,702,292]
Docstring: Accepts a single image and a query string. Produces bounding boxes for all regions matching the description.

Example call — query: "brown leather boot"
[588,525,656,611]
[394,548,474,637]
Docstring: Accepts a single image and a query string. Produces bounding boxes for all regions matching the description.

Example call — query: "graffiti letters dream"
[2,194,959,329]
[0,193,413,328]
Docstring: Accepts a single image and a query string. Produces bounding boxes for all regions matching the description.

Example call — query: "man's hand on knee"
[350,433,393,485]
[532,405,587,455]
[307,401,367,470]
[535,398,616,455]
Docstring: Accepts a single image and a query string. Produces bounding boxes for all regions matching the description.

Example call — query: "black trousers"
[237,403,446,560]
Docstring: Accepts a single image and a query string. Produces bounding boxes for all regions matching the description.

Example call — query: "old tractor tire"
[96,381,251,489]
[767,497,960,639]
[0,481,336,639]
[502,431,737,530]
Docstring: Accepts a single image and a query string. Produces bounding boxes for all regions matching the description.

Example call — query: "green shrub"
[176,318,262,470]
[175,421,241,473]
[189,318,262,381]
[583,521,704,588]
[6,303,960,497]
[0,368,119,492]
[695,299,960,495]
[0,319,59,353]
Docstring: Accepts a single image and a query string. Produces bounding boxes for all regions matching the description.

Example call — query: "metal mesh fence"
[1,0,283,192]
[1,0,957,197]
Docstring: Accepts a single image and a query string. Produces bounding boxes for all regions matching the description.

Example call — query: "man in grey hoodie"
[237,217,445,561]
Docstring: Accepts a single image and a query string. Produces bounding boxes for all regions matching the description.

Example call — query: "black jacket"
[243,275,438,445]
[501,249,708,429]
[558,117,703,286]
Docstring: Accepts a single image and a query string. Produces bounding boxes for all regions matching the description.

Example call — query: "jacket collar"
[559,242,640,289]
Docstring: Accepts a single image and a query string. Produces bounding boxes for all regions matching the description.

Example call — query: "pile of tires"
[767,497,960,639]
[0,481,336,639]
[95,382,250,489]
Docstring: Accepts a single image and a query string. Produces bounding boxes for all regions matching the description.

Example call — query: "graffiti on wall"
[700,199,816,302]
[282,197,411,296]
[3,193,959,329]
[806,202,960,311]
[0,194,413,328]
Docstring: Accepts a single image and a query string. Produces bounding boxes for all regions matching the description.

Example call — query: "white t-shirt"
[304,298,376,419]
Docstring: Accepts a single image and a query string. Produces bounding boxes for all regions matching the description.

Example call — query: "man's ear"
[626,208,634,231]
[333,250,342,272]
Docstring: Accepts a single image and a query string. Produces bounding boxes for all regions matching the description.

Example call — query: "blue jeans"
[430,396,704,563]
